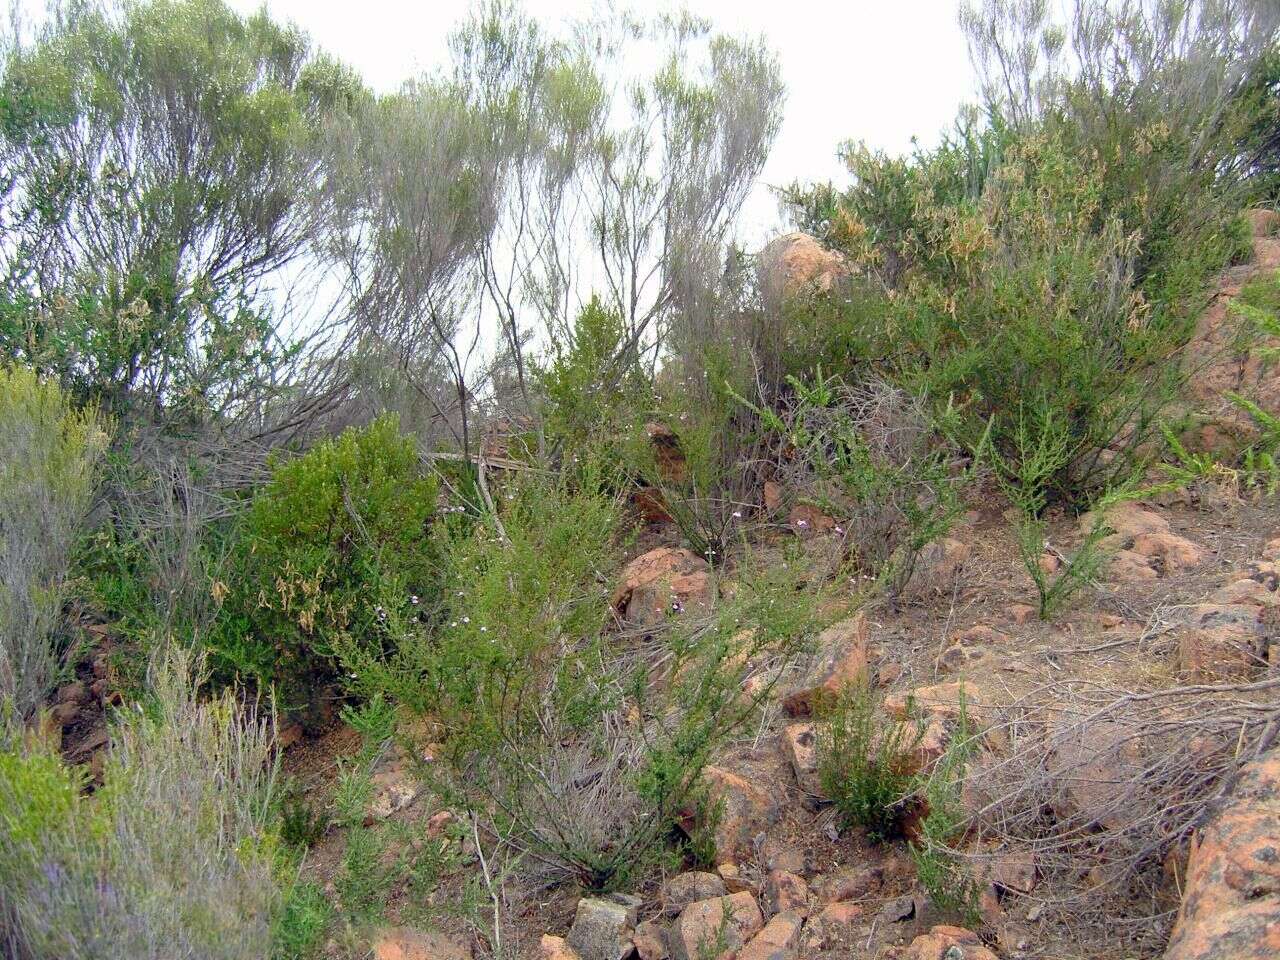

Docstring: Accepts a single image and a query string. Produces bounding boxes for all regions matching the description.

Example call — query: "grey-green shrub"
[0,648,288,960]
[0,367,107,723]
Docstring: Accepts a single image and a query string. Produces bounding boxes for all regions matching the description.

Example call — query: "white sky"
[222,0,979,244]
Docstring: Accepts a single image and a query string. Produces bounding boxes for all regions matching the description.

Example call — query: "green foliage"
[0,366,107,721]
[272,879,332,960]
[278,781,329,851]
[539,295,651,459]
[816,683,924,841]
[208,416,439,700]
[750,370,965,600]
[0,0,361,421]
[413,469,819,890]
[984,408,1124,619]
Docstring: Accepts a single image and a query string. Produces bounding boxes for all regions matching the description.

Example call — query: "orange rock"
[900,925,997,960]
[669,892,764,960]
[373,929,472,960]
[762,870,809,918]
[1177,603,1268,681]
[612,548,714,628]
[737,910,803,960]
[816,901,863,926]
[1165,748,1280,960]
[782,613,869,716]
[788,503,834,536]
[759,232,850,304]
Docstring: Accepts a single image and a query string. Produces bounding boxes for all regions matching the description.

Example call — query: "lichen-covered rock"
[1164,748,1280,960]
[567,896,640,960]
[670,892,764,960]
[612,547,714,628]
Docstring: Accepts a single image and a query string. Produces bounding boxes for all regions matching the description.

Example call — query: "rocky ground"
[43,216,1280,960]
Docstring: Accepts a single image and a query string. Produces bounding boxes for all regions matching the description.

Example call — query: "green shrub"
[0,366,107,722]
[272,879,332,960]
[746,370,965,601]
[538,295,651,462]
[816,683,924,841]
[208,415,439,700]
[369,465,821,891]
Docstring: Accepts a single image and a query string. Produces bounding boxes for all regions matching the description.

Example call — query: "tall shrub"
[0,367,106,722]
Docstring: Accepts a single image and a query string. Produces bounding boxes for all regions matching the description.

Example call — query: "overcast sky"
[221,0,980,244]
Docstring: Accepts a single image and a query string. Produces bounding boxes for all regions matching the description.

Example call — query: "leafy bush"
[0,648,290,960]
[816,683,924,841]
[0,366,107,722]
[984,408,1122,620]
[208,415,439,700]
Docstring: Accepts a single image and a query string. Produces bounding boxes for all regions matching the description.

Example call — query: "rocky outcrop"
[567,896,641,960]
[1164,748,1280,960]
[372,929,472,960]
[1182,208,1280,454]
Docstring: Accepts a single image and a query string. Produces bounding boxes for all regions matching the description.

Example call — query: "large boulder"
[612,548,714,628]
[1164,748,1280,960]
[759,233,850,306]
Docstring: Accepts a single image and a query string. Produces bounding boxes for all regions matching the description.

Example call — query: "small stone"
[736,911,803,960]
[900,925,997,960]
[567,897,639,960]
[782,723,821,797]
[55,681,88,704]
[782,614,869,717]
[426,810,455,838]
[633,922,668,960]
[51,701,80,728]
[1006,604,1036,625]
[277,722,304,750]
[817,902,863,926]
[761,839,806,875]
[372,928,472,960]
[880,896,916,923]
[717,861,751,894]
[540,935,581,960]
[817,865,882,903]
